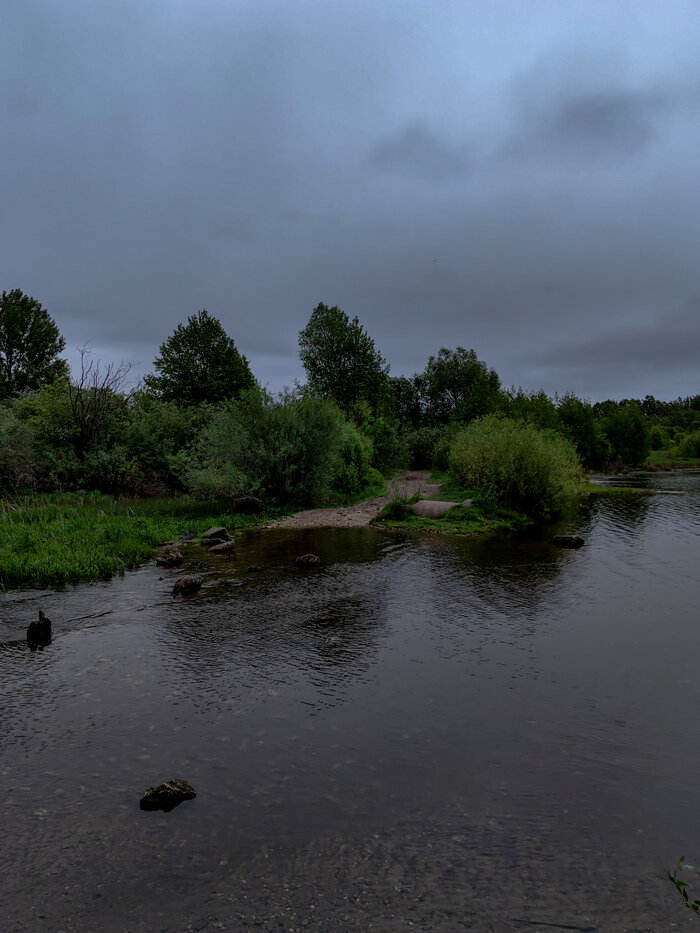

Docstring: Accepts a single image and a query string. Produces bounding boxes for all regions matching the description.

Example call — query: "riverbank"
[0,493,286,589]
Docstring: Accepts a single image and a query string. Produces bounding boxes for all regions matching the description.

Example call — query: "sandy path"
[266,471,442,529]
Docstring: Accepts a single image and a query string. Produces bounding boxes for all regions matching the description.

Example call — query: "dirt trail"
[266,471,442,529]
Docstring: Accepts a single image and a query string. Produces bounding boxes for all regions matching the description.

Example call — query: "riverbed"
[1,474,699,931]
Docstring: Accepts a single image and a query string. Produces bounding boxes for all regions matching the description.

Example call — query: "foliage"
[0,289,67,398]
[449,416,584,519]
[298,302,389,414]
[668,856,700,917]
[601,404,651,465]
[388,375,422,428]
[0,492,278,589]
[144,309,254,406]
[497,387,561,432]
[414,347,500,425]
[648,424,672,451]
[678,430,700,459]
[66,350,133,461]
[182,388,353,506]
[0,400,37,491]
[330,420,374,497]
[557,393,611,469]
[351,400,407,473]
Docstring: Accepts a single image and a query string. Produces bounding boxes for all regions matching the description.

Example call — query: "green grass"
[645,450,700,469]
[373,473,532,537]
[0,492,288,589]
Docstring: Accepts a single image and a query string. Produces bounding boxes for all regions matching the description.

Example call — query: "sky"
[2,0,699,401]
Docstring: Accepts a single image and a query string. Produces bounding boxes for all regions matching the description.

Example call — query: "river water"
[1,474,700,932]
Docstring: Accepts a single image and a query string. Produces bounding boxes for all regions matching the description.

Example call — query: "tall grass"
[0,492,280,589]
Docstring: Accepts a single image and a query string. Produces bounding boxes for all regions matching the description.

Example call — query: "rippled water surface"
[2,474,700,931]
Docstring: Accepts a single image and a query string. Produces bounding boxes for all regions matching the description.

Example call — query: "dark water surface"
[2,475,700,931]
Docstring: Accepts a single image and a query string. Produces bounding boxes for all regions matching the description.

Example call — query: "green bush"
[449,415,584,519]
[330,421,374,497]
[678,430,700,458]
[182,388,352,507]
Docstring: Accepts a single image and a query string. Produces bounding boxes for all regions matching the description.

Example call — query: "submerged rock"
[295,554,321,567]
[27,610,51,648]
[172,574,203,595]
[552,535,585,549]
[139,779,196,812]
[156,546,183,567]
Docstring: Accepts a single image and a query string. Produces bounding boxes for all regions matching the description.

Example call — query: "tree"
[0,289,67,398]
[298,303,389,414]
[415,347,500,425]
[601,404,651,465]
[66,349,133,460]
[144,309,254,406]
[557,393,610,469]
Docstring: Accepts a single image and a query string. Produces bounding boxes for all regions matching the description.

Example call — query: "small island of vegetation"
[1,289,698,588]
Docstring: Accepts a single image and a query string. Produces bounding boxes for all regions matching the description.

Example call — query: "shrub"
[449,415,583,519]
[182,388,351,507]
[330,421,374,497]
[678,430,700,459]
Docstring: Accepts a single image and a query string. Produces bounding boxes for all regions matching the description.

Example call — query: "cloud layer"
[2,0,700,399]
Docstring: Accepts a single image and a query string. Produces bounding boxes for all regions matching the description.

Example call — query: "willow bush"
[449,415,584,519]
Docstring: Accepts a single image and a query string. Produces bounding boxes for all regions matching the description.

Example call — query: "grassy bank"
[371,471,533,536]
[0,493,287,589]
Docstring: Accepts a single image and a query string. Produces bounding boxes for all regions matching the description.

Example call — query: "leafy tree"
[298,303,389,414]
[497,387,561,432]
[145,309,254,406]
[601,404,651,465]
[415,347,500,425]
[0,289,67,398]
[388,375,422,428]
[557,393,610,469]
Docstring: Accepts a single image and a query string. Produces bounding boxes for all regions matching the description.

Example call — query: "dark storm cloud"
[2,0,700,399]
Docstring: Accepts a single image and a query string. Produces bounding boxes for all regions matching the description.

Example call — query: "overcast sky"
[2,0,699,400]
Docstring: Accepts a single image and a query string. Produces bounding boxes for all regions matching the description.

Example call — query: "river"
[1,473,700,931]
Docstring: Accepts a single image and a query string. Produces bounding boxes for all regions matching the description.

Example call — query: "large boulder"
[27,610,51,648]
[172,575,202,595]
[139,779,196,812]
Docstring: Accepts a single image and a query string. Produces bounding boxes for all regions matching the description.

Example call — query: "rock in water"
[208,539,236,555]
[156,546,183,567]
[295,553,321,567]
[139,779,196,812]
[552,535,585,549]
[172,575,202,595]
[27,610,51,648]
[201,526,231,544]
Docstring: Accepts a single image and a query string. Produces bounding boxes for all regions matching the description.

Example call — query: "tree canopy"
[0,289,67,398]
[298,303,389,414]
[144,309,254,406]
[414,347,500,424]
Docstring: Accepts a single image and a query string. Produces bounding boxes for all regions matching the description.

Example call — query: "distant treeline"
[1,289,698,506]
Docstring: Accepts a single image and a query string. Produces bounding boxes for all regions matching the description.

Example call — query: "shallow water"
[2,475,700,931]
